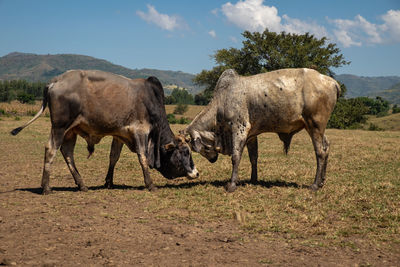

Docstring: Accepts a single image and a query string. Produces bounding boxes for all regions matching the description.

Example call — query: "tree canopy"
[194,29,350,97]
[165,87,194,105]
[0,80,46,102]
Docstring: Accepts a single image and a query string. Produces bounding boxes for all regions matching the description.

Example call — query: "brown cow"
[183,68,340,192]
[11,70,198,194]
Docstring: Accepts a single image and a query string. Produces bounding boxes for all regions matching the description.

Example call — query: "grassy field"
[366,112,400,131]
[0,105,400,265]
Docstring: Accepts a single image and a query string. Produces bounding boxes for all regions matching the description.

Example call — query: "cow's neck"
[187,101,218,144]
[159,120,175,145]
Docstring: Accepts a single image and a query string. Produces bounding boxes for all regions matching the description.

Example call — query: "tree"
[165,87,194,105]
[0,80,46,102]
[17,92,35,104]
[194,91,212,105]
[360,96,389,117]
[392,104,400,114]
[327,98,369,129]
[173,103,188,115]
[194,29,350,96]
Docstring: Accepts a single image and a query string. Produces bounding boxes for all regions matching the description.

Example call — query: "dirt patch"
[1,187,399,266]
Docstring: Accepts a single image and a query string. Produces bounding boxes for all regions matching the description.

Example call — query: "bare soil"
[1,189,398,266]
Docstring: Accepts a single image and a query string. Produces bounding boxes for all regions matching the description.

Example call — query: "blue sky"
[0,0,399,76]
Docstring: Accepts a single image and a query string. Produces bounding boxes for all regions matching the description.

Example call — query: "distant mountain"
[0,52,202,95]
[335,74,400,103]
[2,52,400,102]
[370,82,400,105]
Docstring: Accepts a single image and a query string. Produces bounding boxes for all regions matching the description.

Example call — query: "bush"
[166,113,191,124]
[173,103,188,115]
[167,113,177,124]
[368,123,383,131]
[392,104,400,114]
[178,117,191,124]
[17,92,35,104]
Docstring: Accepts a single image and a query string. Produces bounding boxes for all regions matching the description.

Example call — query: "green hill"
[0,52,202,95]
[336,74,400,104]
[370,82,400,105]
[366,112,400,131]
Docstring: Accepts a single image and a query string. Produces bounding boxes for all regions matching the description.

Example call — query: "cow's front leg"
[137,153,157,191]
[225,136,247,193]
[105,138,123,189]
[246,136,258,184]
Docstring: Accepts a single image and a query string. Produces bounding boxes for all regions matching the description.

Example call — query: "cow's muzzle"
[186,167,199,179]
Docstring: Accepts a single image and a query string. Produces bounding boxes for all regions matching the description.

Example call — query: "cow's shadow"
[15,179,305,195]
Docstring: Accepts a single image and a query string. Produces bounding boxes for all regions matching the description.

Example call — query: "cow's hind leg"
[60,132,88,192]
[246,136,258,184]
[104,138,123,189]
[307,128,330,191]
[42,128,65,194]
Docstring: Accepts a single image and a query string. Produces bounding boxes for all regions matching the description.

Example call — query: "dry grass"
[1,115,399,253]
[366,113,400,131]
[164,104,204,120]
[0,100,49,117]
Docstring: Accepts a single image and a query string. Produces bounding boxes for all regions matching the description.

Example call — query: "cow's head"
[158,136,199,179]
[182,130,219,163]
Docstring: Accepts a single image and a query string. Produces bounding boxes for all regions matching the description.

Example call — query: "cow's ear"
[192,138,203,152]
[164,142,176,151]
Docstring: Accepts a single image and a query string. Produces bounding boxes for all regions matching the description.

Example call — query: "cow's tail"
[10,83,51,136]
[335,80,341,99]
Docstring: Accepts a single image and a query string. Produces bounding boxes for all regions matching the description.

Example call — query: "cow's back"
[48,70,163,134]
[218,68,338,134]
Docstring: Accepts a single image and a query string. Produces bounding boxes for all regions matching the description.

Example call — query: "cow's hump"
[215,69,238,93]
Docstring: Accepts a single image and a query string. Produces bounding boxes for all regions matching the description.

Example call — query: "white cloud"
[332,29,362,47]
[136,5,185,31]
[208,30,217,38]
[220,0,327,38]
[221,0,282,32]
[330,9,400,47]
[282,15,328,39]
[381,9,400,43]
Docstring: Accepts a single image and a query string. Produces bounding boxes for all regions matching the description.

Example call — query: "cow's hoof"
[104,182,113,189]
[148,184,158,192]
[42,188,52,195]
[225,182,237,193]
[250,178,258,185]
[309,183,320,191]
[79,185,89,192]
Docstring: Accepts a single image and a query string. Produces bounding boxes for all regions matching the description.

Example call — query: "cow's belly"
[248,103,305,134]
[255,117,305,133]
[67,115,149,153]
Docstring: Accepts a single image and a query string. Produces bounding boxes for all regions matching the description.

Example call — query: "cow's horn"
[164,142,175,151]
[179,129,191,142]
